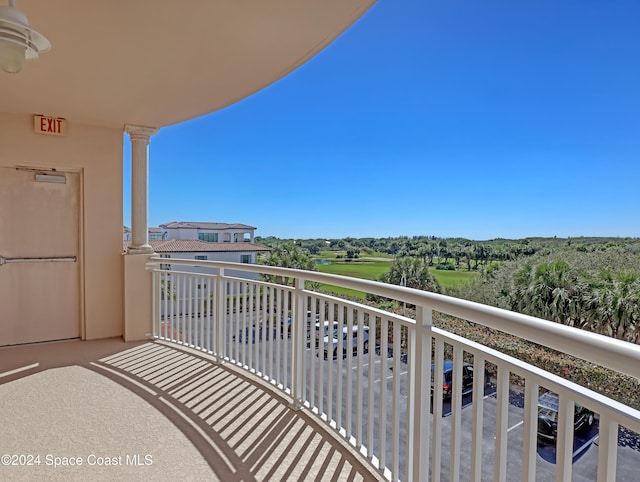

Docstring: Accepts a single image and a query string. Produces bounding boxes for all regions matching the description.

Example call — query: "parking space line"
[386,371,408,380]
[355,359,382,369]
[507,420,524,432]
[371,370,408,383]
[0,363,39,378]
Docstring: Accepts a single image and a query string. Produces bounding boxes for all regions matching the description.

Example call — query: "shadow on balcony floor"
[0,338,380,481]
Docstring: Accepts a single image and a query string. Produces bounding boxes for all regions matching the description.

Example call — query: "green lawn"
[431,269,479,288]
[316,261,390,280]
[315,284,368,300]
[315,261,390,299]
[313,258,478,298]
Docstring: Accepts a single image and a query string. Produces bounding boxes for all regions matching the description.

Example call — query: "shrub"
[435,262,456,270]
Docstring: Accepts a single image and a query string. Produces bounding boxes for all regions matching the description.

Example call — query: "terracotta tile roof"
[159,221,256,230]
[146,240,271,253]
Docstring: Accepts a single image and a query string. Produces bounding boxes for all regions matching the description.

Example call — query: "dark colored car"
[537,391,595,443]
[237,324,275,344]
[431,360,476,399]
[322,325,370,359]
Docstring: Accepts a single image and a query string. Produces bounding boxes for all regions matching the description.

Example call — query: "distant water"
[315,259,332,265]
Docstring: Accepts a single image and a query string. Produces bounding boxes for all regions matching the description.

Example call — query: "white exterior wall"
[161,227,255,242]
[162,228,198,240]
[230,230,253,242]
[161,251,257,279]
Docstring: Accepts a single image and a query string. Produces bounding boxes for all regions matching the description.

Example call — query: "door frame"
[1,163,86,344]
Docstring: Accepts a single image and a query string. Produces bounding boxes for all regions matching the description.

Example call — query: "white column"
[125,125,158,254]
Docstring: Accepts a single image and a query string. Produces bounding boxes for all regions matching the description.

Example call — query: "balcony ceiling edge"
[0,0,377,129]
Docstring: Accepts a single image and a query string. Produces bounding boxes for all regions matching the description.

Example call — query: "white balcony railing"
[147,258,640,482]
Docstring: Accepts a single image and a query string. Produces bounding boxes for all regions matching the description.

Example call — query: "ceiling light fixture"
[0,0,50,73]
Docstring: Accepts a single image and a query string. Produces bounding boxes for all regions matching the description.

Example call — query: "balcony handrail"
[148,256,640,481]
[148,256,640,381]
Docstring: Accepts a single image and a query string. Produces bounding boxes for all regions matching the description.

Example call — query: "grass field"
[316,250,394,261]
[312,257,479,299]
[316,261,390,279]
[315,261,389,300]
[430,269,478,289]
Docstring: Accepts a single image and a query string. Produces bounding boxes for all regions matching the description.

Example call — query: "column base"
[128,245,154,255]
[123,252,155,341]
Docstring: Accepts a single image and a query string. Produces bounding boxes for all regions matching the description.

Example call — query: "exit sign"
[34,115,67,136]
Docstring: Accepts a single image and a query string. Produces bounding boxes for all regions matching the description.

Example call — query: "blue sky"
[124,0,640,241]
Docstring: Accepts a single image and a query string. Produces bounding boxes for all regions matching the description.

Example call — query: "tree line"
[257,234,541,269]
[449,240,640,344]
[258,236,640,345]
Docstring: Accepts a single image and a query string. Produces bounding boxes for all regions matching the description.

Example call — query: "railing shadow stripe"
[219,391,277,442]
[207,386,265,432]
[236,403,290,458]
[98,342,161,363]
[159,363,214,393]
[147,359,209,388]
[274,424,323,481]
[173,369,235,405]
[314,446,338,482]
[296,432,328,480]
[106,341,380,480]
[197,379,252,420]
[248,416,303,476]
[107,345,179,370]
[131,352,194,378]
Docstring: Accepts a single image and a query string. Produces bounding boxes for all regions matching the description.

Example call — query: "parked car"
[537,391,595,443]
[237,324,275,344]
[280,311,320,339]
[430,360,479,399]
[323,325,369,359]
[312,321,338,348]
[279,315,292,338]
[307,311,320,325]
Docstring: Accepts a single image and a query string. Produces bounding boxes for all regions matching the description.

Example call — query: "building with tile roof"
[159,221,256,243]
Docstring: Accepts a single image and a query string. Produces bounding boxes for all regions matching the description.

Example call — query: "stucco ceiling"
[0,0,375,129]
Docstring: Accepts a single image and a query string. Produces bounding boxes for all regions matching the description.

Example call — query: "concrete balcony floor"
[0,339,381,482]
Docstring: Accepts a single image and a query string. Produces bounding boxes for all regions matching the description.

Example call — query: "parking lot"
[304,342,640,481]
[181,316,640,481]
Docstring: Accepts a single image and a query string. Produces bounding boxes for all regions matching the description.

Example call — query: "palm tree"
[583,271,640,342]
[381,257,441,293]
[260,243,317,286]
[511,260,583,326]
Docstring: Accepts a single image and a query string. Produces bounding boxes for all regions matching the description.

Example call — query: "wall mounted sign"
[33,115,67,136]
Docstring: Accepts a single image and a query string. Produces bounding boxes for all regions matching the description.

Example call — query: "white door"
[0,166,81,346]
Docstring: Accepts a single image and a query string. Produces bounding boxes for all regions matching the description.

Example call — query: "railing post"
[215,267,226,364]
[145,258,161,338]
[407,303,432,482]
[290,276,305,409]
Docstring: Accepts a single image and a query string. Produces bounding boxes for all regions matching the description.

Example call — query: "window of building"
[198,233,218,242]
[195,255,208,261]
[241,254,251,264]
[149,233,162,240]
[160,253,171,270]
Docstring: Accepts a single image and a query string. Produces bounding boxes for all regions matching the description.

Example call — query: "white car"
[311,321,338,347]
